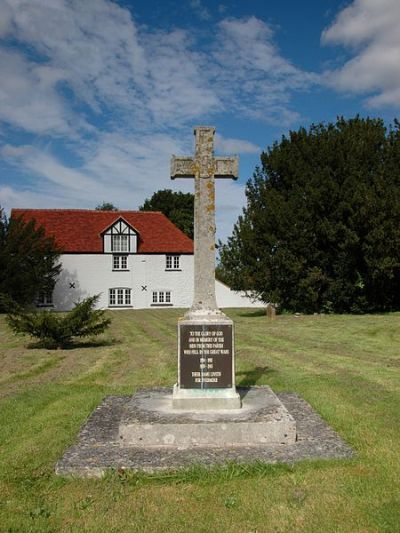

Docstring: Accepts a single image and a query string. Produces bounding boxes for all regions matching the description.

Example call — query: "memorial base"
[118,387,296,448]
[172,384,241,410]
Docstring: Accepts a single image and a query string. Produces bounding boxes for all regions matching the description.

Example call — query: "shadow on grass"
[236,366,275,388]
[26,338,118,350]
[237,309,267,318]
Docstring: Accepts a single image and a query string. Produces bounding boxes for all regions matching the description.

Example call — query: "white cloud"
[0,185,76,213]
[0,49,74,135]
[322,0,400,107]
[213,17,317,124]
[1,134,183,207]
[0,1,13,38]
[143,29,220,124]
[0,3,313,135]
[6,0,146,111]
[0,1,315,240]
[1,144,34,158]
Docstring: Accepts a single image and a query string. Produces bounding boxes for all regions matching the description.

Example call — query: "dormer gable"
[102,217,138,253]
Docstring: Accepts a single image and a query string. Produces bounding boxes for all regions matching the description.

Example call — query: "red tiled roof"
[11,209,194,254]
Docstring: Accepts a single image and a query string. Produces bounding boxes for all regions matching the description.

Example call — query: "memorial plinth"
[173,315,241,409]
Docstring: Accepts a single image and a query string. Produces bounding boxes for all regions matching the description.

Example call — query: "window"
[152,291,172,306]
[109,288,131,307]
[166,255,180,270]
[37,291,53,307]
[112,234,129,252]
[113,255,128,270]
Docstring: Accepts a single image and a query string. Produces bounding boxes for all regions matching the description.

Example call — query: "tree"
[0,209,61,310]
[218,117,400,313]
[95,202,118,211]
[6,294,111,349]
[139,189,194,239]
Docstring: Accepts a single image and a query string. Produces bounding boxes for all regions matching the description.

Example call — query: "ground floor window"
[152,290,172,306]
[109,288,132,307]
[36,291,53,307]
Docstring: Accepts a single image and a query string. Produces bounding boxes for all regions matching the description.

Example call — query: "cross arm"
[214,156,239,180]
[171,155,195,179]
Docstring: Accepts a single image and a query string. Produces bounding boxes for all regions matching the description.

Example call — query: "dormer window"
[112,234,129,252]
[102,218,138,254]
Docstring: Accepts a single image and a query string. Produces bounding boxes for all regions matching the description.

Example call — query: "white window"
[112,234,129,252]
[37,291,53,307]
[109,288,131,307]
[166,255,180,270]
[152,291,172,305]
[113,255,128,270]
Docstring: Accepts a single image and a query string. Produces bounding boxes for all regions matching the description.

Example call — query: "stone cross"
[171,126,238,315]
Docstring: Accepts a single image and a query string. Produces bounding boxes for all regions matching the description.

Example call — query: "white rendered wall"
[52,253,194,310]
[215,280,263,308]
[51,254,263,310]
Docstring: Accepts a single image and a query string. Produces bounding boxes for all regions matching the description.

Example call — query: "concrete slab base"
[55,388,355,477]
[118,387,296,448]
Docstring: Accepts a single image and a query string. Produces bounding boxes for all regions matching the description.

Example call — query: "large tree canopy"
[0,209,61,309]
[139,189,194,239]
[218,117,400,313]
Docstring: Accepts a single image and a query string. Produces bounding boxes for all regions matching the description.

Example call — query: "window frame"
[109,287,132,307]
[151,290,172,307]
[165,254,181,271]
[111,234,130,253]
[112,254,128,271]
[36,291,54,308]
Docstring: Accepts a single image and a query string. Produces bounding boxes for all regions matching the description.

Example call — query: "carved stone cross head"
[171,126,238,181]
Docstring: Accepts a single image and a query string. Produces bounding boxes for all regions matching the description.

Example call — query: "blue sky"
[1,0,400,242]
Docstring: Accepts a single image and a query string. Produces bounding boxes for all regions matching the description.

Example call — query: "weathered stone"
[171,126,241,409]
[171,126,238,315]
[266,304,276,320]
[55,387,355,477]
[118,387,296,447]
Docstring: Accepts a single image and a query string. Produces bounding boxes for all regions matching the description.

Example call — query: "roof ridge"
[12,208,164,214]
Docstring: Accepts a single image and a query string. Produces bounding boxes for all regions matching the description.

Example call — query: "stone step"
[118,386,296,448]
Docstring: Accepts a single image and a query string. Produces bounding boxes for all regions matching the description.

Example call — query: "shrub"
[6,294,111,348]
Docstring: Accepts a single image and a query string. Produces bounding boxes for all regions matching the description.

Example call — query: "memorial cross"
[171,126,238,315]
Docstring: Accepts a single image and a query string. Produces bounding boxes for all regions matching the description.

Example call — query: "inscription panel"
[179,324,233,389]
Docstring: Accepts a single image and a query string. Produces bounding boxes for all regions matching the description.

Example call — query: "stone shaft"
[171,126,238,314]
[194,159,217,310]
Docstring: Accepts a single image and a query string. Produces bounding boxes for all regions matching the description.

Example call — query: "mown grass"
[0,309,399,532]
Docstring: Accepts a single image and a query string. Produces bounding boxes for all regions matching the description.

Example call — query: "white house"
[12,208,262,310]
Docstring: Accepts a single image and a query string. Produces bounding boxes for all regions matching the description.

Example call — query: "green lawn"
[0,309,399,532]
